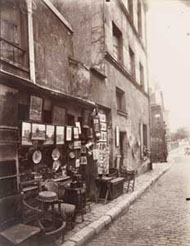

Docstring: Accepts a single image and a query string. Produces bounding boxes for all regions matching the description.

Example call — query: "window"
[137,0,142,36]
[112,22,123,63]
[128,0,133,20]
[0,0,28,67]
[116,88,126,112]
[139,62,144,88]
[129,47,135,79]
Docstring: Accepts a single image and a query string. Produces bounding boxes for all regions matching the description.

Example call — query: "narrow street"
[85,147,190,246]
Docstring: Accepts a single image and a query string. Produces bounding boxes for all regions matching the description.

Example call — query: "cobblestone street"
[85,148,190,246]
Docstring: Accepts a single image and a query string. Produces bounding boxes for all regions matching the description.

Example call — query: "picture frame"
[80,156,87,165]
[75,121,81,134]
[29,96,43,122]
[100,122,107,131]
[44,125,55,145]
[73,140,82,149]
[56,126,65,145]
[100,131,107,142]
[73,127,79,139]
[21,122,32,145]
[66,126,72,141]
[81,145,86,154]
[99,113,106,123]
[31,123,46,140]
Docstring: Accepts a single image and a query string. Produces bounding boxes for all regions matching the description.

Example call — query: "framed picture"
[44,125,55,145]
[56,126,65,145]
[99,113,106,123]
[80,156,87,165]
[66,126,72,141]
[75,159,80,168]
[73,140,81,149]
[73,127,79,140]
[31,123,46,140]
[21,122,32,145]
[81,145,86,154]
[100,122,107,131]
[100,131,107,142]
[29,96,43,122]
[75,122,81,134]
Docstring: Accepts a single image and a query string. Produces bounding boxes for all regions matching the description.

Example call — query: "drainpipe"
[26,0,36,83]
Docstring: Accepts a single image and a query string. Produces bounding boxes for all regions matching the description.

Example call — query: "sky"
[147,0,190,131]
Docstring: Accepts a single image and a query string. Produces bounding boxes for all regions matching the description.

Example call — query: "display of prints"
[31,123,46,140]
[99,113,106,123]
[97,146,109,175]
[100,122,107,131]
[66,126,72,141]
[73,140,81,149]
[44,125,55,145]
[29,96,43,122]
[80,156,87,165]
[21,122,32,145]
[73,127,79,139]
[75,122,81,134]
[56,126,65,145]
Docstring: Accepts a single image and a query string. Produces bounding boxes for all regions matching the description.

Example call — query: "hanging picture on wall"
[31,123,46,140]
[99,113,106,123]
[29,96,43,122]
[80,156,87,165]
[75,122,81,134]
[100,122,107,131]
[56,126,65,145]
[44,125,55,145]
[73,140,81,149]
[81,145,86,154]
[21,122,32,145]
[100,131,107,142]
[66,126,72,141]
[73,127,79,139]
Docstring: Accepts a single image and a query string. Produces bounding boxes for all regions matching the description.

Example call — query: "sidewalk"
[62,162,172,246]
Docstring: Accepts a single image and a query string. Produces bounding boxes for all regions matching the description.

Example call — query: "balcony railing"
[0,37,27,68]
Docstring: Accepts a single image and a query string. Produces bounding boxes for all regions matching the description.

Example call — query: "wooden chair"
[0,193,42,246]
[43,179,76,229]
[120,170,136,193]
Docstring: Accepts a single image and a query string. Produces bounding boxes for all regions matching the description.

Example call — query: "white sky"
[147,0,190,131]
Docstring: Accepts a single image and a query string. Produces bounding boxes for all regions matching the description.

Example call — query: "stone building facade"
[52,0,151,173]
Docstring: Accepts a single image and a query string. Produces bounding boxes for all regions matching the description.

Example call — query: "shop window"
[139,62,144,88]
[137,0,142,36]
[129,47,135,79]
[112,22,123,63]
[0,0,28,67]
[116,88,126,113]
